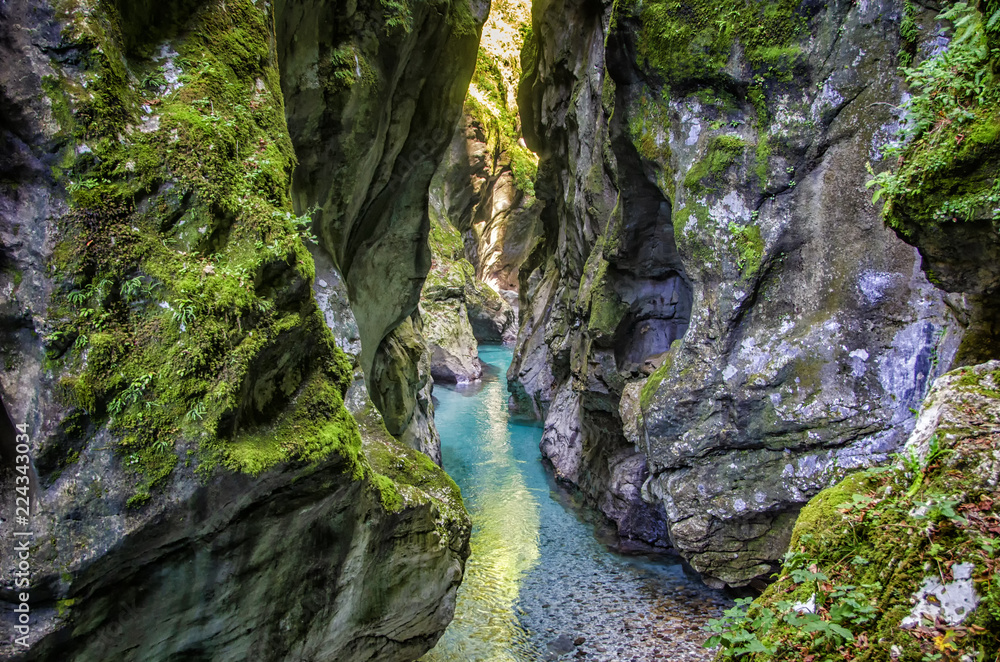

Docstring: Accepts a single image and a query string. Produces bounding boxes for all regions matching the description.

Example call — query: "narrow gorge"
[1,0,998,660]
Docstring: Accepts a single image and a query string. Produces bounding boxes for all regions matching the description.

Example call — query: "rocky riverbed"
[422,347,731,662]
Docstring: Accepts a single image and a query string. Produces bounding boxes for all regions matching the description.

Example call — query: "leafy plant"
[705,598,778,656]
[866,1,1000,228]
[67,289,89,305]
[141,68,168,93]
[273,206,319,245]
[185,401,208,422]
[171,298,197,328]
[120,277,142,303]
[107,373,155,416]
[151,436,173,454]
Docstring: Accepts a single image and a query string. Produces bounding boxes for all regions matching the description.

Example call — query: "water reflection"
[422,346,729,662]
[420,347,542,661]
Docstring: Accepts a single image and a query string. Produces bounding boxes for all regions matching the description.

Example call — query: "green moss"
[869,2,1000,232]
[712,394,1000,661]
[672,202,715,265]
[639,341,678,409]
[628,88,674,166]
[362,409,464,514]
[586,261,629,337]
[634,0,807,89]
[684,135,746,195]
[728,221,764,278]
[56,598,77,617]
[468,19,538,197]
[43,0,360,504]
[428,212,466,261]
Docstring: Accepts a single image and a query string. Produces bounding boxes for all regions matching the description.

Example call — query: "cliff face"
[417,0,537,384]
[276,0,488,445]
[0,0,478,658]
[514,0,967,585]
[872,0,1000,365]
[711,6,1000,655]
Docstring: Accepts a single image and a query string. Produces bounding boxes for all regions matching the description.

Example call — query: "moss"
[713,398,1000,661]
[366,435,463,508]
[870,2,1000,232]
[360,401,464,516]
[43,0,360,504]
[639,341,678,409]
[587,267,629,337]
[672,202,715,265]
[684,135,746,195]
[628,88,674,166]
[634,0,807,89]
[428,212,466,262]
[56,598,77,618]
[728,221,764,278]
[468,10,538,197]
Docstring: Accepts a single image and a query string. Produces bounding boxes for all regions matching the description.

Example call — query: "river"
[421,346,731,662]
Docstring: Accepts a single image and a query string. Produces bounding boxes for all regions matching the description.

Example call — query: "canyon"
[1,0,997,659]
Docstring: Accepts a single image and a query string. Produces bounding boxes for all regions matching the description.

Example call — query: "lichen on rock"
[512,0,966,585]
[708,361,1000,661]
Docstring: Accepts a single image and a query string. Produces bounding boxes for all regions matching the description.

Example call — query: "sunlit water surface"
[421,346,729,662]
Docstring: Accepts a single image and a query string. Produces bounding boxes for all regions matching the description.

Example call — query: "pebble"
[514,550,732,662]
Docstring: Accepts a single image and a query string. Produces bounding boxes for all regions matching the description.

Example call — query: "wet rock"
[512,0,962,586]
[549,634,577,654]
[0,0,479,658]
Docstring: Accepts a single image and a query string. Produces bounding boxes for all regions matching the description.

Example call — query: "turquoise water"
[421,346,729,662]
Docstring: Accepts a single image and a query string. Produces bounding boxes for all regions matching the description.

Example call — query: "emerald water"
[421,346,729,662]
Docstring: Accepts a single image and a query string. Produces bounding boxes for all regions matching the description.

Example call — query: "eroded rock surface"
[0,0,476,658]
[276,0,490,421]
[513,0,964,584]
[724,361,1000,660]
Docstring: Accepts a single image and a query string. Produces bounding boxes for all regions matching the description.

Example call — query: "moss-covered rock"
[869,0,1000,365]
[276,0,489,384]
[514,0,964,587]
[0,0,472,658]
[710,361,1000,661]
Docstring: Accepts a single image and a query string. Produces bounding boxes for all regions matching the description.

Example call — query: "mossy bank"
[710,362,1000,661]
[0,0,479,659]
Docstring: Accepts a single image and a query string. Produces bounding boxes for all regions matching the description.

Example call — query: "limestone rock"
[0,0,473,658]
[513,0,963,584]
[422,298,484,383]
[276,0,490,422]
[728,361,1000,659]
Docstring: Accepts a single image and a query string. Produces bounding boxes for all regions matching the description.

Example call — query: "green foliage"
[380,0,414,33]
[709,390,1000,662]
[685,135,746,194]
[868,1,1000,231]
[728,222,764,278]
[320,43,377,92]
[635,0,807,88]
[468,34,538,197]
[44,0,361,504]
[705,580,877,660]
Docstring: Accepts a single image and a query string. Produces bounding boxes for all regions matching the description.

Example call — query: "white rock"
[901,562,979,628]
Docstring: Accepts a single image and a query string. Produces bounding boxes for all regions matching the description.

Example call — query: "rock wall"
[872,0,1000,365]
[514,0,968,585]
[0,0,477,658]
[431,114,539,301]
[712,361,1000,660]
[275,0,489,438]
[417,0,539,384]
